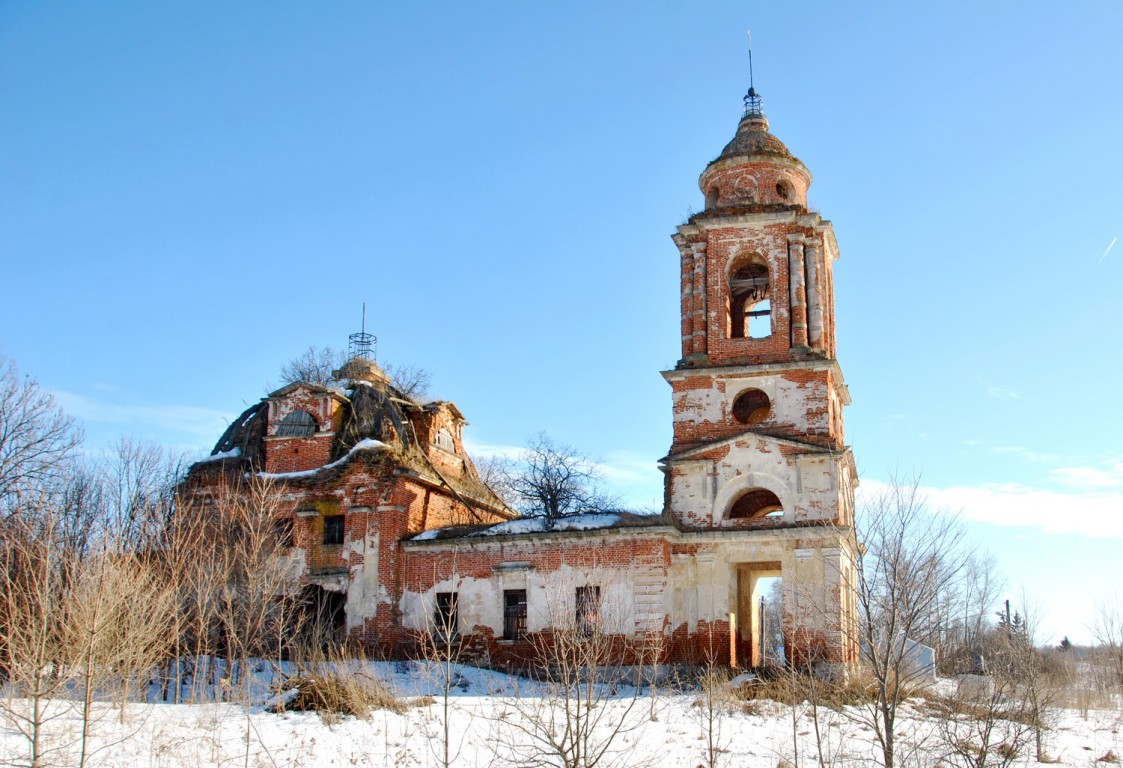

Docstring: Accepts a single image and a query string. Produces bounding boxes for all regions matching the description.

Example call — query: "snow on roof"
[468,512,621,537]
[257,438,388,480]
[198,447,242,463]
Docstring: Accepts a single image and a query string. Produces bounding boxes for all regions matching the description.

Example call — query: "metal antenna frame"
[348,302,377,361]
[743,30,764,118]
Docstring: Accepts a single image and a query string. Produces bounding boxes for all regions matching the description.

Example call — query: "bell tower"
[661,74,859,668]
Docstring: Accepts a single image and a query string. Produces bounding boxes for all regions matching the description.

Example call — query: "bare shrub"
[693,663,734,768]
[412,573,472,767]
[282,671,403,718]
[492,574,648,768]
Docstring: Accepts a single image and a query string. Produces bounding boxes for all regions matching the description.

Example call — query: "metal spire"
[743,30,763,118]
[348,302,377,361]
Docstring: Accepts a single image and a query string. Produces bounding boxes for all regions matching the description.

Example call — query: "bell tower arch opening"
[728,257,771,340]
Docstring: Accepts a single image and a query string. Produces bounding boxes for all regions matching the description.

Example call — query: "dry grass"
[280,670,404,718]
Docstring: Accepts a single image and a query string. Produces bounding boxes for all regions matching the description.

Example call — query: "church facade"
[185,88,860,670]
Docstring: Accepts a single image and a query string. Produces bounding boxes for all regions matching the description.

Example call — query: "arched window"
[276,410,317,437]
[729,261,771,339]
[732,388,771,425]
[706,186,720,209]
[728,488,783,520]
[434,428,454,451]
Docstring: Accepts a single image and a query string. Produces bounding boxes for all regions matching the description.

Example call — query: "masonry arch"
[727,487,783,520]
[727,253,771,339]
[276,409,318,437]
[713,470,792,526]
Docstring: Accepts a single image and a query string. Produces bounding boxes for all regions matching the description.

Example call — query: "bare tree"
[279,345,345,387]
[0,505,73,768]
[412,573,470,768]
[205,475,301,698]
[1092,597,1123,695]
[846,476,970,768]
[694,662,733,768]
[63,546,174,766]
[501,434,616,528]
[278,345,433,400]
[0,353,81,509]
[493,573,647,768]
[99,438,184,550]
[382,362,432,402]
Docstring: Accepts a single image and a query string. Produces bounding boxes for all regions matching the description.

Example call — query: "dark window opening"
[775,181,790,200]
[274,517,294,548]
[729,263,771,339]
[706,186,720,209]
[276,410,317,438]
[323,514,345,545]
[434,592,458,639]
[503,589,528,640]
[729,488,783,520]
[732,389,771,425]
[576,586,601,636]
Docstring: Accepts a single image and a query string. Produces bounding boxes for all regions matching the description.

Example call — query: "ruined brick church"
[185,83,860,669]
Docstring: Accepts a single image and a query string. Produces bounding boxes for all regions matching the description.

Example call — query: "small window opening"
[503,589,528,640]
[576,586,601,636]
[434,428,454,451]
[729,262,771,339]
[732,389,771,425]
[434,592,459,639]
[323,514,345,545]
[775,181,790,200]
[276,410,317,437]
[706,186,720,209]
[729,488,783,520]
[274,517,294,548]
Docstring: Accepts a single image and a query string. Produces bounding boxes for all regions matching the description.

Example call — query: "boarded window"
[323,514,345,545]
[503,589,528,640]
[276,410,317,437]
[434,428,454,451]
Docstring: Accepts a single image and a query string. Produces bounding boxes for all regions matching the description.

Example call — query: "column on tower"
[691,242,708,355]
[805,237,825,351]
[787,235,809,349]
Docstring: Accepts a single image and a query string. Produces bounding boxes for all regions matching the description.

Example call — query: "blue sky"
[2,2,1120,644]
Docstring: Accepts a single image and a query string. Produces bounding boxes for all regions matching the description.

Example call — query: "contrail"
[1099,236,1118,264]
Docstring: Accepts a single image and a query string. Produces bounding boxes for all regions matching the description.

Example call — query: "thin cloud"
[1099,236,1117,265]
[53,390,235,443]
[990,445,1061,463]
[860,478,1123,540]
[1049,460,1123,491]
[986,385,1020,400]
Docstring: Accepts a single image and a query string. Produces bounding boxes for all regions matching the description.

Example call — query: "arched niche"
[727,487,783,521]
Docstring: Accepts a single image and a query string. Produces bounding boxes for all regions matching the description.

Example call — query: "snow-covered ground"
[2,661,1121,767]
